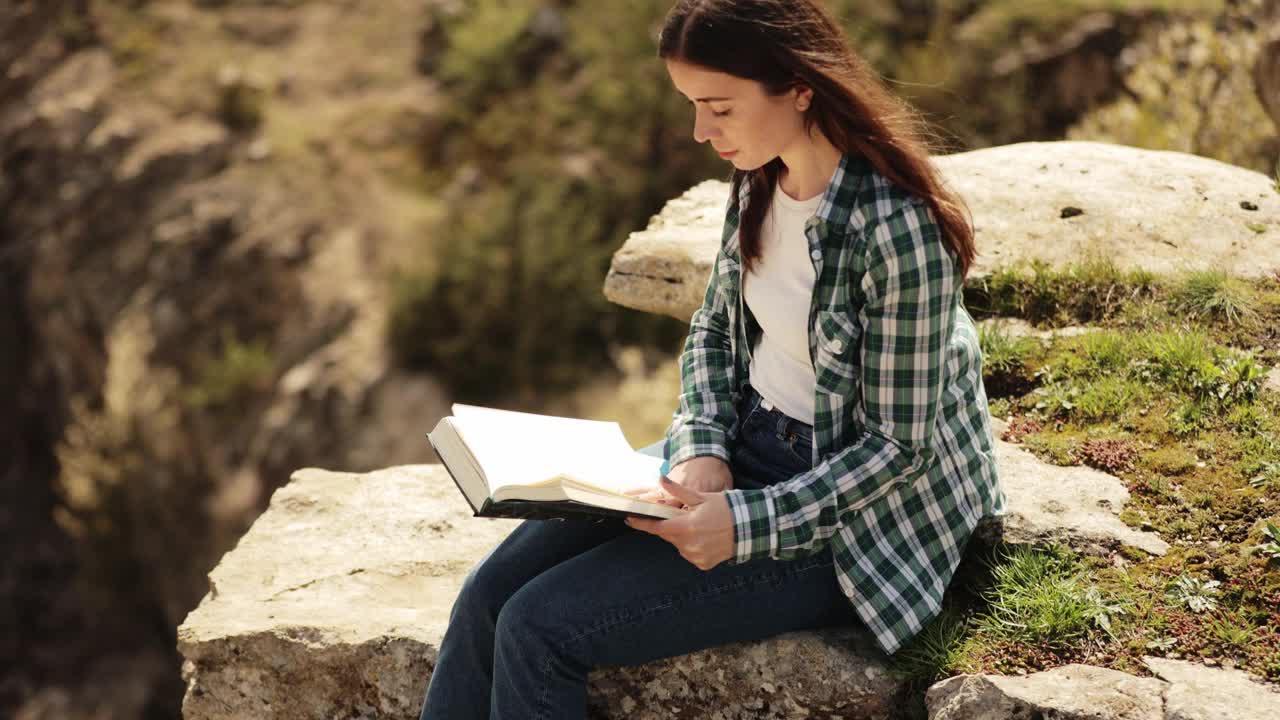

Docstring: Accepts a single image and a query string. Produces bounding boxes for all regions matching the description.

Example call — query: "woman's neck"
[777,133,843,202]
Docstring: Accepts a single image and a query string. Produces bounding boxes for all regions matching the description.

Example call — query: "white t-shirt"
[742,179,823,425]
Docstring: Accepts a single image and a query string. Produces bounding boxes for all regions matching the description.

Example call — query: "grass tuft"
[975,543,1105,647]
[1169,268,1261,328]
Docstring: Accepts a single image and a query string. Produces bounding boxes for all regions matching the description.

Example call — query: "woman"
[420,1,1006,717]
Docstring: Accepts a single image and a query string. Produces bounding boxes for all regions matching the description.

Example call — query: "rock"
[1264,366,1280,395]
[1143,656,1280,720]
[927,663,1166,719]
[925,659,1280,719]
[975,317,1099,341]
[605,141,1280,322]
[177,419,1170,718]
[116,119,231,184]
[976,416,1169,557]
[177,466,905,720]
[603,178,727,321]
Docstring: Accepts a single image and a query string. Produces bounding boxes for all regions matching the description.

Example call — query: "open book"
[426,404,683,521]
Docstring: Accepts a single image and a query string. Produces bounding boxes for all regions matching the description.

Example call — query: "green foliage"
[390,0,703,399]
[974,543,1109,647]
[966,256,1161,326]
[977,320,1042,398]
[184,326,274,409]
[1066,6,1274,174]
[1206,610,1256,650]
[889,605,975,682]
[1169,268,1261,328]
[1250,463,1280,491]
[388,162,686,401]
[1258,521,1280,563]
[1165,572,1221,613]
[978,321,1039,376]
[1134,330,1265,412]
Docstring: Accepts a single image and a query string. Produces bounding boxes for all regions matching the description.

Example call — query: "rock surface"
[604,141,1280,322]
[926,658,1280,719]
[177,465,904,720]
[178,416,1168,719]
[979,416,1170,557]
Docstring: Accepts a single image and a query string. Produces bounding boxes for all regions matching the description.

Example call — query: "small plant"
[1169,267,1260,328]
[1080,585,1131,637]
[1249,462,1280,490]
[1077,438,1139,474]
[976,543,1098,647]
[1001,414,1044,443]
[1031,382,1081,419]
[184,326,274,409]
[1165,573,1221,613]
[888,605,973,682]
[1258,521,1280,564]
[1207,610,1255,650]
[977,320,1041,398]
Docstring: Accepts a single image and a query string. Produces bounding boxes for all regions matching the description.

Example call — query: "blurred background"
[1,0,1276,717]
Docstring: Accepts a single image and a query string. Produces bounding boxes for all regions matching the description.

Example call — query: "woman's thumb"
[659,476,703,505]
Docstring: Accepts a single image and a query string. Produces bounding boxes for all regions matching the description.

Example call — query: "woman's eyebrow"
[677,90,733,103]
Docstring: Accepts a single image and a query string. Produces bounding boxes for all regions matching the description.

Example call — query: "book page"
[450,404,662,495]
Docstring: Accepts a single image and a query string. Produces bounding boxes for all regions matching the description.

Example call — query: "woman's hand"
[623,456,733,508]
[624,478,736,570]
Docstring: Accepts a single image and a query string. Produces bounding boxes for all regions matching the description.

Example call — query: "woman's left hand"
[624,477,735,570]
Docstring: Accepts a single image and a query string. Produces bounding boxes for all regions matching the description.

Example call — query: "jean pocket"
[780,429,812,469]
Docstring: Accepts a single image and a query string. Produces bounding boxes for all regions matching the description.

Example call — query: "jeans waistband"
[742,383,813,436]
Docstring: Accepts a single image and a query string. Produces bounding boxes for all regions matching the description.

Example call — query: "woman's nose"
[693,110,718,144]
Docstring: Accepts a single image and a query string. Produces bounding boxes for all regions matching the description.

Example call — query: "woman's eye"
[712,109,731,117]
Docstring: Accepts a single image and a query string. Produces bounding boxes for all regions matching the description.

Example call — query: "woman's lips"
[718,149,737,158]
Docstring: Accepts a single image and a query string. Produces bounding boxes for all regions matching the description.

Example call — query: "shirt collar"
[734,150,870,240]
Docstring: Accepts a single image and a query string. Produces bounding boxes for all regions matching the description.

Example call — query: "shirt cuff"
[666,427,732,468]
[723,488,778,564]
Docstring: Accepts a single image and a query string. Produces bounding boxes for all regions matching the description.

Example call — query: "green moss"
[1023,431,1081,465]
[1142,446,1199,476]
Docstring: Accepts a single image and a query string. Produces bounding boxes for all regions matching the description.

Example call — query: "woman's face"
[665,59,810,170]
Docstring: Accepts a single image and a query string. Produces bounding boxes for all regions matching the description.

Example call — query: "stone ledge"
[177,465,908,719]
[178,425,1167,720]
[605,141,1280,322]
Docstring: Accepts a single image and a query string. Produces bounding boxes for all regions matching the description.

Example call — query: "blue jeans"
[419,383,859,720]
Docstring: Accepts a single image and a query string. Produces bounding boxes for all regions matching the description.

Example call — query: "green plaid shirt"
[664,152,1007,656]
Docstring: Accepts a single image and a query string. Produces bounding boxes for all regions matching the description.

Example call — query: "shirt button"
[810,249,822,261]
[831,339,844,353]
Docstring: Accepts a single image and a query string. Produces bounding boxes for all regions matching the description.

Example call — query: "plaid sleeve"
[723,197,957,563]
[664,192,740,468]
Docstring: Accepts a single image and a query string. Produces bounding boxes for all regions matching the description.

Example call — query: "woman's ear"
[793,84,813,111]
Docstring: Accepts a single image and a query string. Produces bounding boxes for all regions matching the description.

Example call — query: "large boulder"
[604,141,1280,322]
[177,465,906,720]
[177,423,1168,720]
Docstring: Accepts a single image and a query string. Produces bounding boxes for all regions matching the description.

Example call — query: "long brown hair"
[658,0,976,280]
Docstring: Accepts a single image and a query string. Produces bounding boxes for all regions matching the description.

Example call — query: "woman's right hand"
[624,456,734,507]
